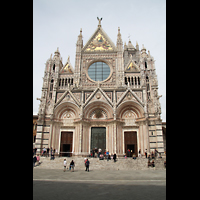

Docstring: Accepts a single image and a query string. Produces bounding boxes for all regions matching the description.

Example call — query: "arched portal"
[116,101,144,157]
[83,101,113,155]
[53,102,79,156]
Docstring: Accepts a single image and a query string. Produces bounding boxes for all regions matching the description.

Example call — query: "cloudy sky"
[33,0,166,121]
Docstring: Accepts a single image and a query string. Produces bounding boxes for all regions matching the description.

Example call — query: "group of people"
[33,154,41,167]
[125,148,163,160]
[33,147,56,160]
[91,148,117,162]
[63,159,75,172]
[63,158,90,172]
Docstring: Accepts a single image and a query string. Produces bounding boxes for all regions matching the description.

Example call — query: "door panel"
[124,131,138,157]
[60,132,73,157]
[91,127,106,151]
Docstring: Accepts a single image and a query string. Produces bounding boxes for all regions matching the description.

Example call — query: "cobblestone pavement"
[33,169,166,200]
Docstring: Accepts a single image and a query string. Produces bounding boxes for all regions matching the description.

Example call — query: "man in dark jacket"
[33,155,37,167]
[113,153,116,162]
[85,159,90,172]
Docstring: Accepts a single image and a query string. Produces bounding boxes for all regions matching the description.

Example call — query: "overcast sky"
[33,0,166,121]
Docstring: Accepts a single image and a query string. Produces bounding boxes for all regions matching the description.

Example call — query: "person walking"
[106,150,109,161]
[113,153,116,162]
[70,160,75,172]
[85,159,90,172]
[47,147,50,157]
[145,149,147,158]
[36,154,40,166]
[138,149,141,158]
[63,159,67,172]
[127,149,130,157]
[33,155,37,167]
[42,147,46,157]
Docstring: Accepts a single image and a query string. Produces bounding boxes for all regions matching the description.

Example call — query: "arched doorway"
[60,131,73,157]
[117,100,144,157]
[124,131,138,157]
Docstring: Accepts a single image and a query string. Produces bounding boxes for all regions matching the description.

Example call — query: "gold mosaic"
[86,33,113,51]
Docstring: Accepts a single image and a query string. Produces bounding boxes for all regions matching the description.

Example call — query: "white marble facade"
[35,19,164,157]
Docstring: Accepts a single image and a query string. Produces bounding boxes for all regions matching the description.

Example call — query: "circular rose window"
[88,62,110,82]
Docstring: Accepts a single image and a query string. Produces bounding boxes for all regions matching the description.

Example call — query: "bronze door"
[91,127,106,151]
[60,132,73,157]
[124,131,138,157]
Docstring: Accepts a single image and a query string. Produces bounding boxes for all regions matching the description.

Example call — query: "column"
[113,123,117,154]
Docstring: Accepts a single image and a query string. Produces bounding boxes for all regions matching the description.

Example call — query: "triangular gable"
[125,61,140,73]
[54,90,80,108]
[60,57,74,74]
[84,87,113,108]
[82,27,116,52]
[117,88,144,107]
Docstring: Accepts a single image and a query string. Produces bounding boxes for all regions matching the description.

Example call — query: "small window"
[125,77,128,85]
[53,64,55,72]
[145,62,147,69]
[50,79,54,91]
[59,79,61,86]
[138,77,140,85]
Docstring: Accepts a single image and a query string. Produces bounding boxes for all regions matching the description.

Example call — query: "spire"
[78,28,82,40]
[127,40,134,49]
[118,27,121,37]
[53,47,60,59]
[117,27,123,51]
[141,44,147,57]
[76,28,83,52]
[136,41,139,50]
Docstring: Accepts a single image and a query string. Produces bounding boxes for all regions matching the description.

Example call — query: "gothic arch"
[84,101,113,119]
[117,101,144,119]
[54,102,79,119]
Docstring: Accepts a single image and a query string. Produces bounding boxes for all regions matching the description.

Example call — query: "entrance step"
[35,157,166,170]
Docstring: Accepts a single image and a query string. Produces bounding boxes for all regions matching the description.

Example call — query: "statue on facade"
[97,17,103,26]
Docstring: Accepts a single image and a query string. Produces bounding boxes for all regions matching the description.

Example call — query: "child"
[63,159,67,172]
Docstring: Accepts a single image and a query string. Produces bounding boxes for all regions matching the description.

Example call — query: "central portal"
[91,127,106,151]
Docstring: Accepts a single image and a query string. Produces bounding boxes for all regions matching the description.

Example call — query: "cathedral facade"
[35,20,164,157]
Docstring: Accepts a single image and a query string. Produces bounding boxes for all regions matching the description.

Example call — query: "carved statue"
[97,17,103,26]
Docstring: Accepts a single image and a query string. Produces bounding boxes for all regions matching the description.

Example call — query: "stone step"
[34,156,166,170]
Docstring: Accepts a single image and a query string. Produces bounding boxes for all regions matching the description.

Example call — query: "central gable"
[82,27,116,52]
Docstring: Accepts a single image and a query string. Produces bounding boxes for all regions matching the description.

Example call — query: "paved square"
[33,169,166,200]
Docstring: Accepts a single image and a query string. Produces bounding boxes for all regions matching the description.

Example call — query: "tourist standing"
[138,149,141,158]
[127,149,130,157]
[145,149,147,158]
[113,153,116,162]
[92,148,95,157]
[47,147,49,157]
[106,150,109,161]
[36,154,40,166]
[63,159,67,172]
[43,147,46,157]
[70,160,75,172]
[98,148,102,158]
[33,155,37,167]
[85,159,90,172]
